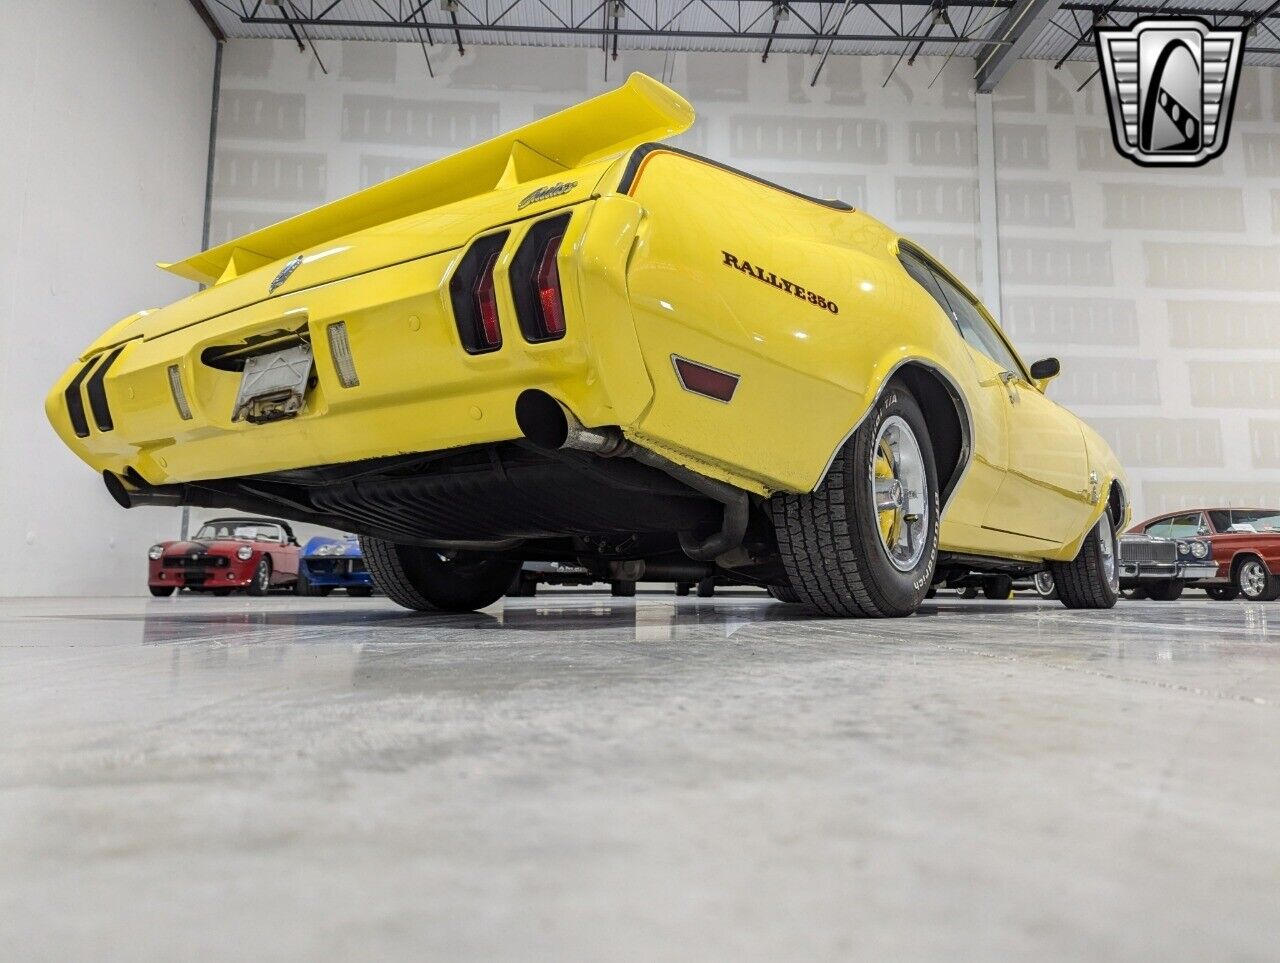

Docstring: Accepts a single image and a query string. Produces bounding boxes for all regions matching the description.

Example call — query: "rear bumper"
[48,199,655,488]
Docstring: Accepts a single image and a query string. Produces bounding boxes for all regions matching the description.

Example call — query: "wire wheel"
[870,415,929,573]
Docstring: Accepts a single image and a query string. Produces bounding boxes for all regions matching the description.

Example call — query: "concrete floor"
[1,593,1278,962]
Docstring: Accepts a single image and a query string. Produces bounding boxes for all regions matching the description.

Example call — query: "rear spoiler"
[162,72,694,286]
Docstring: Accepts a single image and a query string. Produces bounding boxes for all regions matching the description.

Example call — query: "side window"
[1154,513,1205,538]
[930,271,1023,374]
[898,249,955,322]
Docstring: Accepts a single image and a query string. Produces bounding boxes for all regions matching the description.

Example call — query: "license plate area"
[232,342,315,424]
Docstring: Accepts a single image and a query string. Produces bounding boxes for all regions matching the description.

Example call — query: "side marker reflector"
[167,365,193,420]
[672,356,740,403]
[327,321,360,388]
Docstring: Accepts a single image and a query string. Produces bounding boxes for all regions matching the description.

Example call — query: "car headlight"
[1191,540,1209,559]
[237,546,253,561]
[148,545,164,560]
[1176,540,1189,555]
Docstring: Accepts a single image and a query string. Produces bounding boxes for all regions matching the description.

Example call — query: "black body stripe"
[617,143,854,212]
[86,346,124,432]
[64,358,99,438]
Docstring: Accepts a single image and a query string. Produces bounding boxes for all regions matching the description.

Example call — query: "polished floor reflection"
[2,592,1278,961]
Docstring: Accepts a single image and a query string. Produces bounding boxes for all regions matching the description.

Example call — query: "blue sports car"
[297,534,375,597]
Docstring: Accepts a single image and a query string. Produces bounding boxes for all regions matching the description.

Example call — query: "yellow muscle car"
[46,73,1128,617]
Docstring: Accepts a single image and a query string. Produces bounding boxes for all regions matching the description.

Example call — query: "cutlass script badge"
[269,254,304,294]
[722,251,839,314]
[518,181,577,210]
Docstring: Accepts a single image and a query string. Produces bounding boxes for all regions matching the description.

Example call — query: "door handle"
[998,370,1020,403]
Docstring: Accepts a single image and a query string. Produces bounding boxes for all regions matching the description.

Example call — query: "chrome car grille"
[1120,539,1177,564]
[163,555,229,569]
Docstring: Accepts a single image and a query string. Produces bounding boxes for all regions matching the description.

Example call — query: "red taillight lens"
[448,232,508,354]
[475,251,502,348]
[512,213,571,343]
[534,235,566,337]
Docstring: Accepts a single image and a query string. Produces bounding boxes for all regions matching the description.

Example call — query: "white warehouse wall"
[0,0,216,596]
[210,39,1280,524]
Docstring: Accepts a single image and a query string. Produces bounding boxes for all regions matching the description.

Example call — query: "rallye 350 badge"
[518,181,577,210]
[722,251,839,314]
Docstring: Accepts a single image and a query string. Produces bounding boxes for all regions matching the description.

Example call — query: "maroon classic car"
[148,517,300,597]
[1128,508,1280,602]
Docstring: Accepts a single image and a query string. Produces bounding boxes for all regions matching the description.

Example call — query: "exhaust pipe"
[514,390,749,562]
[103,470,186,509]
[515,389,625,456]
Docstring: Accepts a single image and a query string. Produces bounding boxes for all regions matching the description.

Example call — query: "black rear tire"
[295,569,314,596]
[1052,514,1120,609]
[958,586,979,600]
[361,537,520,612]
[611,580,636,598]
[695,577,716,598]
[767,583,800,603]
[149,585,175,597]
[675,583,691,597]
[1146,580,1184,601]
[769,382,939,618]
[983,575,1014,600]
[1206,585,1239,601]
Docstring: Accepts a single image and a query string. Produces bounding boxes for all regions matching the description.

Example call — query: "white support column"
[975,92,1003,323]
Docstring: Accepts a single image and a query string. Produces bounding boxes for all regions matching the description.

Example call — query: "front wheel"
[1051,514,1120,609]
[361,538,520,612]
[1033,571,1057,600]
[1235,557,1280,602]
[983,575,1014,600]
[246,558,272,597]
[770,382,939,618]
[149,585,175,597]
[1146,580,1184,601]
[1206,585,1239,601]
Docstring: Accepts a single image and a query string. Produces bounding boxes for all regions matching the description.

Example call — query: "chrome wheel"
[1097,513,1118,592]
[1240,560,1268,599]
[1033,571,1055,597]
[869,415,929,572]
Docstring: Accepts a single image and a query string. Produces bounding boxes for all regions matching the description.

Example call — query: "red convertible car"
[148,517,300,597]
[1128,508,1280,601]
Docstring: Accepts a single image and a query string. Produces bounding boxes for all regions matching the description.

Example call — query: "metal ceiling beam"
[186,0,226,41]
[975,0,1065,91]
[243,13,1010,44]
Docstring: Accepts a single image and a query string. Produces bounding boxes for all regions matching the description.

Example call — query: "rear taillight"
[475,252,502,348]
[512,214,571,342]
[449,232,509,354]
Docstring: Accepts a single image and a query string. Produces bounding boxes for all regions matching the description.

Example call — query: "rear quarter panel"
[1213,534,1280,578]
[616,150,981,496]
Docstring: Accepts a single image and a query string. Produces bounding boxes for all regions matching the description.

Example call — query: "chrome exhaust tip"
[515,390,624,456]
[103,470,185,509]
